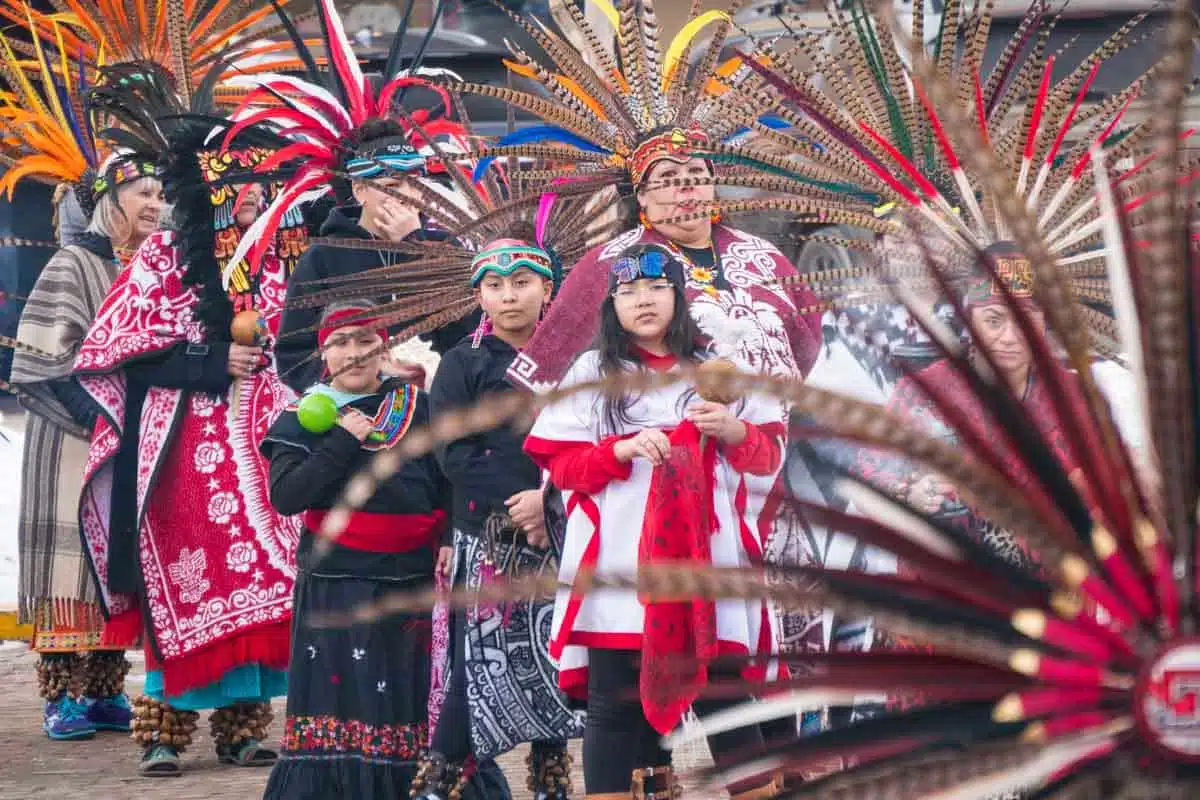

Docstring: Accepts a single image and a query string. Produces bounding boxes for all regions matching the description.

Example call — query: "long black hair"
[593,277,703,435]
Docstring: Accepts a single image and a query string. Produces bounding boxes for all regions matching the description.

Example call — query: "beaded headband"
[91,158,158,199]
[470,242,555,287]
[628,126,712,186]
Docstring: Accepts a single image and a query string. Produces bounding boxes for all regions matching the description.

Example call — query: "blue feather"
[724,114,801,141]
[494,125,609,153]
[472,126,611,181]
[76,48,96,166]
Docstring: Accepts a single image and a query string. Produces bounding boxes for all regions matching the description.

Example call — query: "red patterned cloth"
[638,420,719,734]
[75,230,299,695]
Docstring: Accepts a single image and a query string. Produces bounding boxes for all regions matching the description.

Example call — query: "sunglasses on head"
[611,248,671,285]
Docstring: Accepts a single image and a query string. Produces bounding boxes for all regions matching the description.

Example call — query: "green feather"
[706,152,879,203]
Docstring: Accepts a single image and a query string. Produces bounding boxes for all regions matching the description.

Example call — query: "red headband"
[318,308,388,349]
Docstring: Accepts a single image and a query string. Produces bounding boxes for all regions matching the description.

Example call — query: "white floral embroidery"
[207,491,240,525]
[193,441,226,475]
[306,645,318,660]
[167,548,210,605]
[226,541,259,574]
[376,681,387,693]
[352,648,366,661]
[190,393,218,418]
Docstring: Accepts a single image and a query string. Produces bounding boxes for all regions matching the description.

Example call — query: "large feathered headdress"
[279,161,618,366]
[86,59,306,336]
[216,0,472,279]
[452,0,841,196]
[0,0,307,107]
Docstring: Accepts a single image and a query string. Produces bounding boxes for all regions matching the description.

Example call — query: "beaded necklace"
[659,238,721,297]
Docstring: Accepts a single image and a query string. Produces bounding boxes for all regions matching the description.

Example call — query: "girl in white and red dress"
[524,244,787,800]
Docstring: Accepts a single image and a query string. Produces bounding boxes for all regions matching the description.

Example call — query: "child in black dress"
[261,300,449,800]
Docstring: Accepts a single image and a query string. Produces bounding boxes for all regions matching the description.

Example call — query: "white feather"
[919,723,1126,800]
[393,66,465,82]
[222,73,352,133]
[661,690,863,751]
[833,479,962,560]
[1090,146,1155,487]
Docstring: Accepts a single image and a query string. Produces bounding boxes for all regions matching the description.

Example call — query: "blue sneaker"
[43,696,96,740]
[87,694,133,731]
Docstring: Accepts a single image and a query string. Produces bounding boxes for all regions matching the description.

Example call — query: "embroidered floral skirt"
[263,568,431,800]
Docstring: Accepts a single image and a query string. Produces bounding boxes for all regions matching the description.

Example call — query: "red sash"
[302,509,447,553]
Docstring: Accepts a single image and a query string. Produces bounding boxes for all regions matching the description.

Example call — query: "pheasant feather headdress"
[709,0,1184,354]
[280,161,619,358]
[216,0,473,281]
[454,0,843,197]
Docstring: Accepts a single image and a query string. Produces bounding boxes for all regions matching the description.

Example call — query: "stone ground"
[0,642,717,799]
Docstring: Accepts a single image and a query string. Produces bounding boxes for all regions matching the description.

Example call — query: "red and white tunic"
[524,350,787,724]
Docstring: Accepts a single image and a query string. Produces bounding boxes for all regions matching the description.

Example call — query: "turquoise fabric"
[144,664,287,711]
[303,382,372,409]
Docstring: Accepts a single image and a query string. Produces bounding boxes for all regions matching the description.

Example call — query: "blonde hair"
[86,175,161,248]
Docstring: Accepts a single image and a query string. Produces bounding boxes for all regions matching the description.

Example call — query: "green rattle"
[297,393,339,434]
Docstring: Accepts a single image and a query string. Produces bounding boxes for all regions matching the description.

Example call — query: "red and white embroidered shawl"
[75,230,299,694]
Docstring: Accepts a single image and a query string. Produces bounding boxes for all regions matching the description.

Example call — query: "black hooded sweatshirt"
[429,334,542,536]
[276,204,480,393]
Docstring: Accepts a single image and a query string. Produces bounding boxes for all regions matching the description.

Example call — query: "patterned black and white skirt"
[264,568,432,800]
[451,529,584,760]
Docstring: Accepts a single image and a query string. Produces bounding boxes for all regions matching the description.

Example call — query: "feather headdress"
[280,163,619,364]
[216,0,472,281]
[86,59,306,336]
[683,0,1184,359]
[722,1,1173,280]
[452,0,863,205]
[0,0,307,106]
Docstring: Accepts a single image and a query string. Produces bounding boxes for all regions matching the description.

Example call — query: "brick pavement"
[0,643,717,799]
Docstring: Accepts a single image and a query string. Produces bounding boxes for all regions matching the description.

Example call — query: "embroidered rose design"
[191,393,218,418]
[226,541,258,574]
[193,441,226,475]
[167,548,210,605]
[208,491,239,525]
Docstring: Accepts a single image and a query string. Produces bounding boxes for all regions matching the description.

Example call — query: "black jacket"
[429,334,542,535]
[260,378,450,579]
[276,205,480,393]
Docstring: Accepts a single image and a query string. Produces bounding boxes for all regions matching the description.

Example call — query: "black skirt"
[264,567,432,800]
